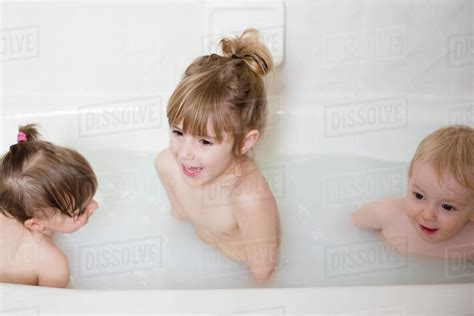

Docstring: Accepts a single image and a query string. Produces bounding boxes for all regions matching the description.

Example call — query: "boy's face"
[169,123,236,187]
[406,160,474,242]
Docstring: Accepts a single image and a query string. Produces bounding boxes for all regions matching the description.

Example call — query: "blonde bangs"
[167,75,236,143]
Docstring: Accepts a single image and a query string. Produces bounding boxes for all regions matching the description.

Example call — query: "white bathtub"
[1,0,473,314]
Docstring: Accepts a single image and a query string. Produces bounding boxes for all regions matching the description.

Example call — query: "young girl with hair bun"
[155,29,280,283]
[0,124,99,287]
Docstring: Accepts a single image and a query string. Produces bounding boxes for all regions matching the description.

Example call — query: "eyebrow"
[411,183,425,192]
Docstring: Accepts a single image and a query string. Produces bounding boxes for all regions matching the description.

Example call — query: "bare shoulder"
[231,164,275,206]
[352,197,405,230]
[230,165,278,222]
[154,148,174,178]
[36,241,70,288]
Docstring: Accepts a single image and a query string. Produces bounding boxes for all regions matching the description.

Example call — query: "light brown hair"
[408,125,474,191]
[167,28,273,156]
[0,124,98,223]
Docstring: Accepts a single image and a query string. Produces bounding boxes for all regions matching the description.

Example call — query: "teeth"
[187,166,201,171]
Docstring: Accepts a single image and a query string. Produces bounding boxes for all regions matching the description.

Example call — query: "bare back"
[0,214,39,285]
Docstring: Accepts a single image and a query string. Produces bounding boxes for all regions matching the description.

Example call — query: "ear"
[240,130,260,155]
[24,218,46,232]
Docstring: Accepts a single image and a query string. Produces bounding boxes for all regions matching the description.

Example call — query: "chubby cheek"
[404,198,419,217]
[203,149,233,172]
[169,139,179,157]
[439,213,469,232]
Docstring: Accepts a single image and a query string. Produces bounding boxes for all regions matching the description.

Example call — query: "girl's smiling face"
[406,160,474,242]
[169,124,237,186]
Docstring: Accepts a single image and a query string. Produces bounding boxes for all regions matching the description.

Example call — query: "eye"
[442,204,456,212]
[413,192,424,200]
[199,139,213,146]
[172,129,183,136]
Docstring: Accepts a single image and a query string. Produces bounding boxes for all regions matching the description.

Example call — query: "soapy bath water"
[55,150,474,289]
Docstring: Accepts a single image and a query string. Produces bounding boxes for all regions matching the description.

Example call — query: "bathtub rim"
[1,282,472,314]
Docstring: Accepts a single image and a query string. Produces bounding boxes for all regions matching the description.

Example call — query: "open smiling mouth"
[182,163,203,177]
[419,224,439,235]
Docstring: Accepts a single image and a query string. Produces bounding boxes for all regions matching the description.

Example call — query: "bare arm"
[233,173,280,283]
[352,198,405,230]
[154,149,188,220]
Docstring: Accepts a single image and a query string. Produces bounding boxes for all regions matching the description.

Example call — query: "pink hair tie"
[17,132,27,143]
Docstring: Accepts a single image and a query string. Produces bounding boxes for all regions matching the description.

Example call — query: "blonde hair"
[0,124,98,223]
[167,28,273,156]
[408,125,474,191]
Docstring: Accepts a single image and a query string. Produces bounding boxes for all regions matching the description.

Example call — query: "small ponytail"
[18,124,41,142]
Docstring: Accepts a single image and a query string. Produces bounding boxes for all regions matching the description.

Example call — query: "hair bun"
[219,28,273,77]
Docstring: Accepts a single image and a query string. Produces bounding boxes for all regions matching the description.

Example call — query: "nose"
[177,139,195,161]
[420,204,437,221]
